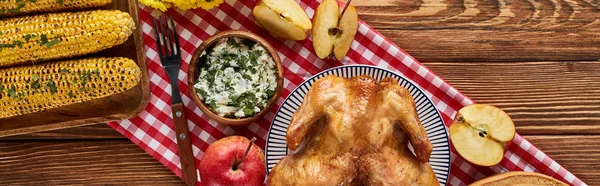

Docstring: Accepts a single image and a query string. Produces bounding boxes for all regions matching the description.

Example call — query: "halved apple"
[449,104,515,166]
[312,0,358,60]
[253,0,312,40]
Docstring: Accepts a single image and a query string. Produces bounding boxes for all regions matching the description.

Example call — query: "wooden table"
[1,0,598,185]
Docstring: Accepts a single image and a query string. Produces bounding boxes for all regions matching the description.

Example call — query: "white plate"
[265,65,450,185]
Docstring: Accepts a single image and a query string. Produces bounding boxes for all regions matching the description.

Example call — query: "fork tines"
[153,15,181,60]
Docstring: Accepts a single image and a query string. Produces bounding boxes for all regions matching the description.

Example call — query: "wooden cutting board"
[0,0,149,137]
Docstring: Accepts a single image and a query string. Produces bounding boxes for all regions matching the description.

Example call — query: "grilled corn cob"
[0,0,113,18]
[0,57,141,119]
[0,10,135,67]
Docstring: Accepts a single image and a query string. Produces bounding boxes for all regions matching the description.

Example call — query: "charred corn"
[0,57,141,119]
[0,0,113,18]
[0,10,135,67]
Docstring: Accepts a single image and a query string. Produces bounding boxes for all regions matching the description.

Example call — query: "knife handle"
[171,103,197,186]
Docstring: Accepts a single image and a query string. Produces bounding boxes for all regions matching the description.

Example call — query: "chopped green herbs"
[243,108,254,116]
[93,69,100,77]
[5,68,100,100]
[193,38,278,118]
[0,43,15,49]
[7,3,26,14]
[24,34,37,42]
[38,34,61,47]
[12,40,23,48]
[8,85,17,98]
[30,75,41,90]
[46,79,57,94]
[43,39,60,47]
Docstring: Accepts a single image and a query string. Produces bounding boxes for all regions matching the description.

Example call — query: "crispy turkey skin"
[268,75,439,186]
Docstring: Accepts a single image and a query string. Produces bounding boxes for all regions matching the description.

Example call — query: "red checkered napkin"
[107,0,586,185]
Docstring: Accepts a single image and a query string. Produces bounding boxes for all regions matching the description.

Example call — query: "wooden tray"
[0,0,150,137]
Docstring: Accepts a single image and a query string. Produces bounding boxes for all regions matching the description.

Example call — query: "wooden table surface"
[1,0,599,185]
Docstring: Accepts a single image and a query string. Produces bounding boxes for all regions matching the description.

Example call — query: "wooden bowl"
[188,30,284,126]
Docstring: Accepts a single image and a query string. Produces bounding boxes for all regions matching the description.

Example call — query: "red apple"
[199,136,266,186]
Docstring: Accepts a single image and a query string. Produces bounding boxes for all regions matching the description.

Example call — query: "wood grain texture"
[0,136,596,185]
[171,103,198,186]
[525,135,600,186]
[0,0,598,185]
[0,140,183,185]
[347,0,600,62]
[0,124,123,140]
[424,61,600,135]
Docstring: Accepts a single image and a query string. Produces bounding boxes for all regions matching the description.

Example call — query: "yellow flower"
[196,0,225,10]
[170,0,198,10]
[140,0,225,11]
[138,0,171,12]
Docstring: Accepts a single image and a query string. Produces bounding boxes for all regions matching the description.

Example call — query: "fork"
[153,15,197,186]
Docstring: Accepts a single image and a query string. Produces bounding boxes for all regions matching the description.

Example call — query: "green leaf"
[0,43,15,49]
[0,82,4,92]
[59,68,69,73]
[46,80,57,95]
[17,92,26,100]
[23,34,36,42]
[68,90,74,98]
[57,0,63,6]
[8,85,17,98]
[79,70,93,86]
[43,38,60,47]
[226,38,241,48]
[68,80,76,86]
[209,101,218,109]
[243,108,254,116]
[93,69,100,77]
[30,75,41,89]
[8,3,26,13]
[16,0,23,3]
[12,40,23,48]
[39,34,48,44]
[29,0,37,2]
[266,89,275,98]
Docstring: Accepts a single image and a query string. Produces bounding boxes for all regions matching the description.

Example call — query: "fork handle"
[171,103,198,186]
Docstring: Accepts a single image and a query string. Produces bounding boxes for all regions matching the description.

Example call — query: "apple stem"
[340,0,353,19]
[456,115,464,122]
[233,137,256,170]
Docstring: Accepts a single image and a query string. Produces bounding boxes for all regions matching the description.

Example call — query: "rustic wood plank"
[0,140,183,185]
[524,135,600,185]
[424,61,600,135]
[0,124,124,140]
[346,0,600,62]
[0,136,596,185]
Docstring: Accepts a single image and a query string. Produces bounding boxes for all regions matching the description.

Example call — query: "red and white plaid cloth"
[107,0,586,185]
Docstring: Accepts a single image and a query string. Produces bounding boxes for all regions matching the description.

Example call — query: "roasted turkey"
[268,75,439,186]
